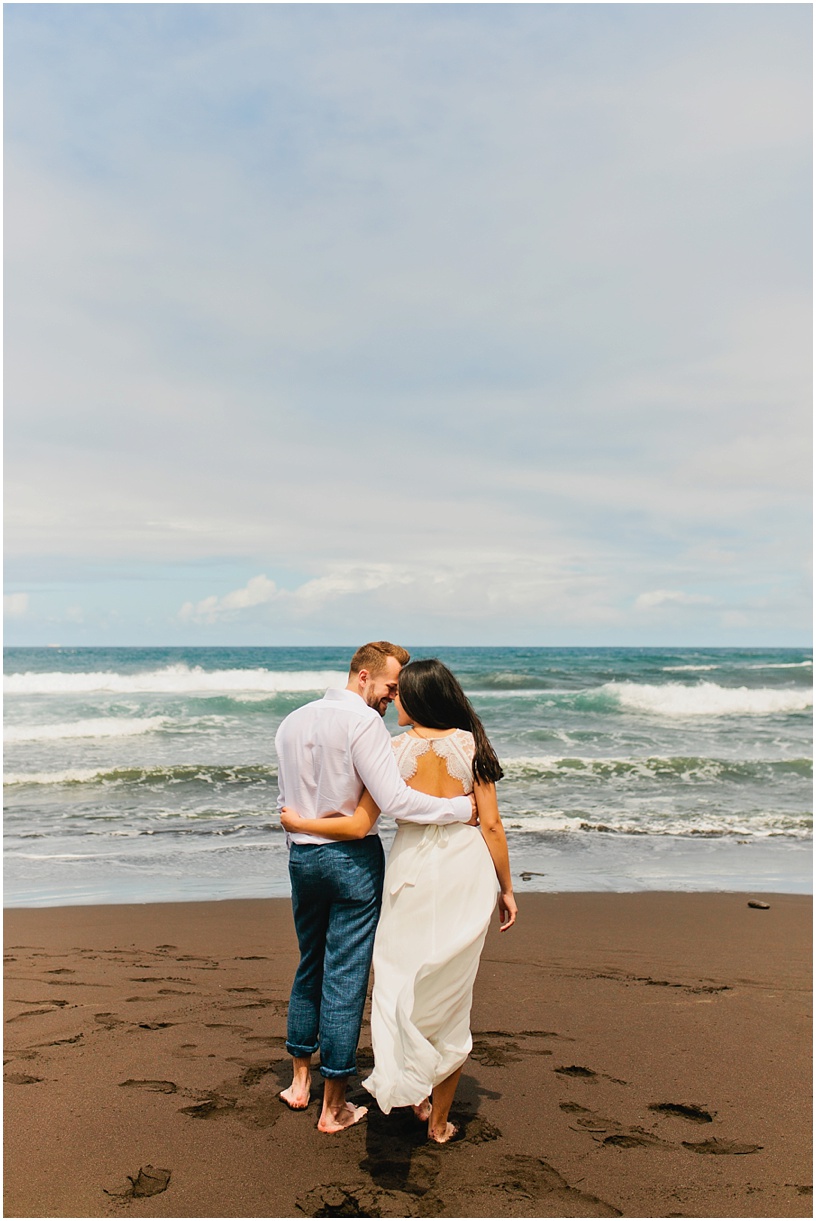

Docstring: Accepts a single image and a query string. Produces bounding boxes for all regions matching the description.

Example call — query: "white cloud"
[635,590,715,611]
[4,593,29,619]
[177,557,628,633]
[180,574,280,623]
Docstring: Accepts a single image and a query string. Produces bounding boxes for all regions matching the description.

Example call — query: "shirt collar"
[323,687,369,709]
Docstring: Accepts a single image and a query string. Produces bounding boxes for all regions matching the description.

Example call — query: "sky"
[4,2,812,648]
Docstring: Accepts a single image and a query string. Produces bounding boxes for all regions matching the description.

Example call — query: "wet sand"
[4,892,811,1218]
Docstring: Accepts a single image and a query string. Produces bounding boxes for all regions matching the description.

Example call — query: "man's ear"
[356,668,370,687]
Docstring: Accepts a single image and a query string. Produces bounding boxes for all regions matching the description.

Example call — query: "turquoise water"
[4,646,812,905]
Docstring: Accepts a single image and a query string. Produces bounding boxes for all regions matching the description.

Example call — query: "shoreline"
[5,892,812,1217]
[6,824,812,910]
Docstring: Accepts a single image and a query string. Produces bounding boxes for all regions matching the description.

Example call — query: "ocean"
[3,646,812,907]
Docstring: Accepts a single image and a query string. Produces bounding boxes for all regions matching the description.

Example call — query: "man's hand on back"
[467,793,479,826]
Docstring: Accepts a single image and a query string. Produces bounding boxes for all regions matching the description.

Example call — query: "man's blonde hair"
[349,641,410,677]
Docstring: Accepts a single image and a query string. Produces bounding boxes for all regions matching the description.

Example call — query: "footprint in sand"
[95,1013,125,1029]
[29,1033,83,1049]
[682,1138,763,1155]
[10,999,70,1009]
[486,1153,623,1216]
[602,1130,668,1149]
[560,1102,614,1133]
[457,1114,502,1144]
[119,1078,178,1094]
[560,1102,666,1147]
[470,1039,524,1067]
[103,1165,171,1199]
[179,1094,237,1118]
[555,1064,628,1085]
[297,1182,417,1218]
[6,1008,59,1021]
[237,1063,277,1087]
[470,1029,559,1067]
[555,1064,598,1080]
[649,1102,714,1124]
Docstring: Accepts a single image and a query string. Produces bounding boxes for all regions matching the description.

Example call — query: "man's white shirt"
[275,688,473,845]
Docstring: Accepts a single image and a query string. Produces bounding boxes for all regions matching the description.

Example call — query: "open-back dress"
[361,729,498,1112]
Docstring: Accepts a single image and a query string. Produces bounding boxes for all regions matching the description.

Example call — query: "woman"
[280,659,517,1144]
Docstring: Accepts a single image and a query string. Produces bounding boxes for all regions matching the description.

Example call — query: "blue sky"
[4,3,812,646]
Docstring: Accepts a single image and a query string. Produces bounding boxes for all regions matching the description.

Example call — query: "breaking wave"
[4,717,170,743]
[3,666,347,696]
[501,755,812,783]
[598,681,812,718]
[3,763,279,787]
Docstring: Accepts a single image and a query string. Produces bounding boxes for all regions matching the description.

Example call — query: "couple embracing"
[275,641,517,1143]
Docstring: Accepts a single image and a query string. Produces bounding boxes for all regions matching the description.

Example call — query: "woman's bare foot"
[411,1097,432,1122]
[317,1101,368,1133]
[428,1120,459,1144]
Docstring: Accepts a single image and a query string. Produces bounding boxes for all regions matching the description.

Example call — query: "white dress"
[362,729,498,1113]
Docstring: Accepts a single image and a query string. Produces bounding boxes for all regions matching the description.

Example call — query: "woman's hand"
[279,806,306,833]
[498,890,517,931]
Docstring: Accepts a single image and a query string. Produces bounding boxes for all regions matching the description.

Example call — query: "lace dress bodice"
[391,728,475,794]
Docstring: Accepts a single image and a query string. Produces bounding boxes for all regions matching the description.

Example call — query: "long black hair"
[397,658,503,785]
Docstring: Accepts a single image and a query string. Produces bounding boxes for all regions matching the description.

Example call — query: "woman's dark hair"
[397,659,503,785]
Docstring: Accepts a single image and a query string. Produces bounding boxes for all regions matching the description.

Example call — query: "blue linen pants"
[286,836,385,1079]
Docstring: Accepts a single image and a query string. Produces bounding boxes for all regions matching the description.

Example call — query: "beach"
[4,892,811,1218]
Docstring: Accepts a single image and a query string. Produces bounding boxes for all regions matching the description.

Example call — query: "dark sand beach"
[4,892,811,1218]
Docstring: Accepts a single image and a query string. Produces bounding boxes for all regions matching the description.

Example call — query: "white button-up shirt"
[275,688,473,846]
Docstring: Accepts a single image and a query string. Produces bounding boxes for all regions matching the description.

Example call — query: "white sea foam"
[501,755,813,783]
[4,717,168,743]
[662,665,720,672]
[499,809,811,838]
[601,681,812,718]
[3,665,348,696]
[4,768,108,786]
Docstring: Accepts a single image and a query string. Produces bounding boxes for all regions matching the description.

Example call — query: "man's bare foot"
[428,1121,459,1144]
[411,1097,431,1122]
[280,1084,310,1110]
[317,1102,368,1133]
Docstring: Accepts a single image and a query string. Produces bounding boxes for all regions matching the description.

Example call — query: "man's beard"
[364,691,389,717]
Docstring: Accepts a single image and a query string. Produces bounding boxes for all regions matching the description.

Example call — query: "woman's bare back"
[406,750,467,798]
[392,729,475,799]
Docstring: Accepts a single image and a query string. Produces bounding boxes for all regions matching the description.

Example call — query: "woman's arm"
[474,781,517,931]
[279,790,381,841]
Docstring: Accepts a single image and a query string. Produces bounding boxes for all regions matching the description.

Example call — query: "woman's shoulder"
[390,731,419,754]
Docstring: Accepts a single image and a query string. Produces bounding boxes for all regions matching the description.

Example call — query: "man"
[275,641,474,1133]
